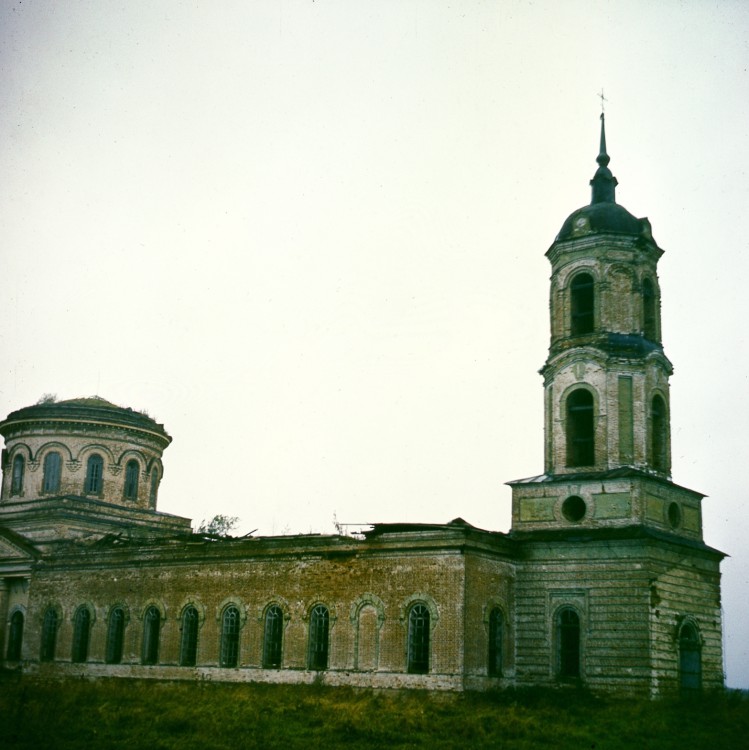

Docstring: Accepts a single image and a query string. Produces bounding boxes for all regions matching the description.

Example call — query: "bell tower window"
[570,273,594,335]
[566,389,595,467]
[651,395,668,472]
[643,277,657,340]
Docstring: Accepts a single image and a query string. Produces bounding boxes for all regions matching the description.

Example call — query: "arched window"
[566,389,595,467]
[488,608,503,677]
[679,622,702,690]
[42,452,62,494]
[219,605,240,668]
[263,605,284,669]
[407,603,430,674]
[11,455,25,496]
[570,273,595,335]
[179,606,199,667]
[149,468,159,508]
[142,606,161,665]
[71,606,91,663]
[307,604,329,671]
[84,454,104,495]
[651,395,668,473]
[643,277,657,340]
[556,607,581,679]
[7,611,24,660]
[123,460,140,501]
[106,607,126,664]
[40,608,59,662]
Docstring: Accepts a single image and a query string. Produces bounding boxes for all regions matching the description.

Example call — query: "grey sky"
[1,1,748,686]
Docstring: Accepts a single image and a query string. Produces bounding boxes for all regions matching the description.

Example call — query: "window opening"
[557,608,581,679]
[668,502,682,530]
[651,395,668,472]
[570,273,595,335]
[71,607,91,663]
[84,454,104,495]
[407,603,430,674]
[149,468,159,507]
[106,607,125,664]
[179,606,199,667]
[142,606,160,665]
[562,495,587,522]
[263,605,284,669]
[488,608,503,677]
[7,611,24,660]
[679,622,702,690]
[11,455,24,496]
[307,604,330,671]
[566,389,595,467]
[643,277,657,340]
[220,606,240,668]
[42,452,62,494]
[40,608,58,662]
[123,460,139,501]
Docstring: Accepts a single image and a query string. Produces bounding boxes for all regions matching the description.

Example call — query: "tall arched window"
[71,606,91,663]
[556,607,581,679]
[307,604,329,671]
[570,273,595,335]
[142,606,160,665]
[488,608,503,677]
[106,607,126,664]
[263,605,284,669]
[11,455,25,496]
[651,394,668,473]
[566,389,595,467]
[42,452,62,494]
[679,621,702,690]
[7,610,24,660]
[40,608,59,662]
[149,468,159,508]
[179,606,199,667]
[123,460,139,501]
[643,277,657,340]
[407,603,430,674]
[84,454,104,495]
[219,605,240,668]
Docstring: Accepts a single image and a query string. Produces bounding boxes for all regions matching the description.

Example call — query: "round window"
[562,495,586,522]
[667,502,682,529]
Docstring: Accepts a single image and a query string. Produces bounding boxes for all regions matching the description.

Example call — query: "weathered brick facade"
[0,118,724,694]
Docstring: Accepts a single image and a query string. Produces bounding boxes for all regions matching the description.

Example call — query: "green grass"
[1,674,748,750]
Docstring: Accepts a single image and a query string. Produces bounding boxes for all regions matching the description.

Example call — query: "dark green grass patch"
[1,674,747,750]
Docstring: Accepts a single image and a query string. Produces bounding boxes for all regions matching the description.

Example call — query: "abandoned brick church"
[0,118,724,693]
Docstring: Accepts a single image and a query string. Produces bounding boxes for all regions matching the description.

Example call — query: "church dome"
[556,201,648,241]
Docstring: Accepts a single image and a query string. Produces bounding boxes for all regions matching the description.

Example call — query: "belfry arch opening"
[570,273,595,335]
[566,389,595,467]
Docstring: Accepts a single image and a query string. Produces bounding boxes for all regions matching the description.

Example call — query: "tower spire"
[590,113,617,204]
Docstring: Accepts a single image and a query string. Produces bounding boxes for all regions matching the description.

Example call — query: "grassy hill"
[2,674,748,749]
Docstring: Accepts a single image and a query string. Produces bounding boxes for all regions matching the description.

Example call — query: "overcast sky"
[1,1,748,686]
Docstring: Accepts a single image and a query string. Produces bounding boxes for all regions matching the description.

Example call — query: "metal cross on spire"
[598,88,608,115]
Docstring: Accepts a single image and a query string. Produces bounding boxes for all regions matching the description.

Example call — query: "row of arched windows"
[6,604,703,688]
[564,388,668,472]
[568,271,658,340]
[6,452,160,503]
[13,602,510,677]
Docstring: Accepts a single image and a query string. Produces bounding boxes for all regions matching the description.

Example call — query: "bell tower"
[510,115,704,540]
